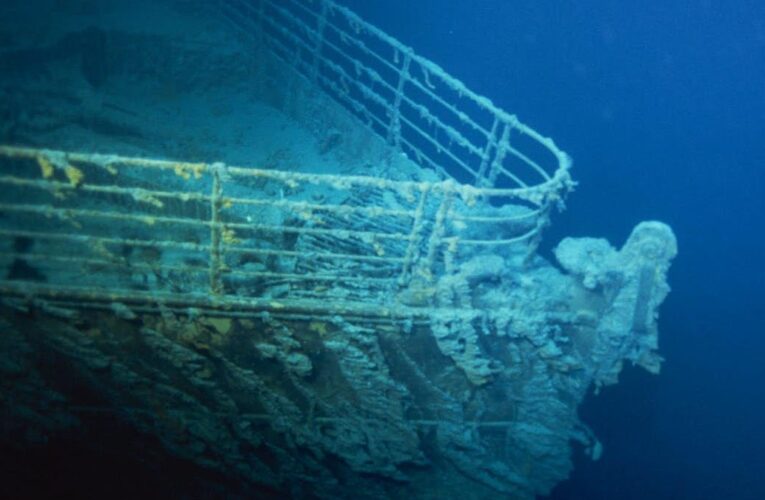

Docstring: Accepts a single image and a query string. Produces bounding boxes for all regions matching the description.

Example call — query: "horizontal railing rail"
[0,145,554,320]
[216,0,571,195]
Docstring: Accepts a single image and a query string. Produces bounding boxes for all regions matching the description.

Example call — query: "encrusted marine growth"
[0,0,677,498]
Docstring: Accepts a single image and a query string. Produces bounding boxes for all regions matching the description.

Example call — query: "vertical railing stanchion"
[419,183,453,285]
[486,123,511,189]
[475,116,499,187]
[387,51,411,148]
[209,165,223,295]
[398,183,430,287]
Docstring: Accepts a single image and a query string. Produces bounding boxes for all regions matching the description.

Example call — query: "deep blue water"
[343,1,765,498]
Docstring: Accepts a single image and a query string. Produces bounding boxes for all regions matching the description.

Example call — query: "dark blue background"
[344,1,765,498]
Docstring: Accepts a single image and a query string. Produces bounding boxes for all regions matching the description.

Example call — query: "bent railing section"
[216,0,572,193]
